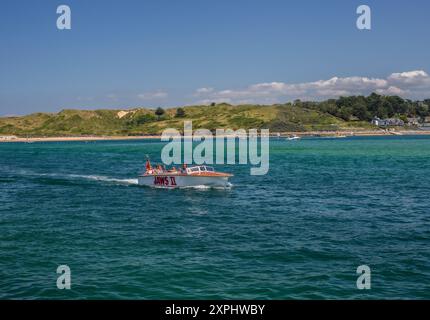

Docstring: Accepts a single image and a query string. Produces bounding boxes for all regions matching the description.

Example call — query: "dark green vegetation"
[297,93,430,121]
[1,94,428,137]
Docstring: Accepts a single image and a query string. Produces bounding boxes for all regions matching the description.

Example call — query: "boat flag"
[145,159,152,170]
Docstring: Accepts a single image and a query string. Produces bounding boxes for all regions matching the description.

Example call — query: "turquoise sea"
[1,136,429,299]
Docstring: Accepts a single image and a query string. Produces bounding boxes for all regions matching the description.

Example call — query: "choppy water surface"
[1,136,429,299]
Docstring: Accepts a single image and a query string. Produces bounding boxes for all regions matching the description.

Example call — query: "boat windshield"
[187,166,215,173]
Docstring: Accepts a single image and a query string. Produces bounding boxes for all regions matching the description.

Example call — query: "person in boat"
[145,159,153,174]
[168,166,177,173]
[156,164,162,174]
[181,163,187,173]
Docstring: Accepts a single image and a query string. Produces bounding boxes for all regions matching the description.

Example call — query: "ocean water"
[0,136,429,299]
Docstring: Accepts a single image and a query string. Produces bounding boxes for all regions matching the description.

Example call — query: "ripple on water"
[0,136,430,299]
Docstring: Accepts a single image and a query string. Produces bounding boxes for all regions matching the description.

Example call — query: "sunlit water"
[1,136,429,299]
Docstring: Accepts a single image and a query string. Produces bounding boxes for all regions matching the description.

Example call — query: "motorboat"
[138,160,232,188]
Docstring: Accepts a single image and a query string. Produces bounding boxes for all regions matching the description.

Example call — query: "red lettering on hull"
[153,176,173,186]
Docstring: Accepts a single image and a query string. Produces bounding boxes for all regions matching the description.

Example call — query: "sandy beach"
[1,130,429,143]
[0,135,161,143]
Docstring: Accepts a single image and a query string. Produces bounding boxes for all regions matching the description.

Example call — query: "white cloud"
[196,98,233,105]
[137,90,168,100]
[193,70,430,104]
[195,87,214,95]
[376,86,407,96]
[387,70,429,85]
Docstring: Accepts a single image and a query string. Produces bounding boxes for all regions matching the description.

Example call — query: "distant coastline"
[1,94,430,140]
[1,130,430,143]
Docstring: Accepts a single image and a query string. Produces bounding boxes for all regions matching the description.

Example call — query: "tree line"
[132,93,430,126]
[293,93,430,122]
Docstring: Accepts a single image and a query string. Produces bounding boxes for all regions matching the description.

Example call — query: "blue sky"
[1,0,430,115]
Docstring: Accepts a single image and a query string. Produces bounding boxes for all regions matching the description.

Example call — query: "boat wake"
[67,174,139,186]
[15,169,139,186]
[178,182,233,190]
[9,168,232,189]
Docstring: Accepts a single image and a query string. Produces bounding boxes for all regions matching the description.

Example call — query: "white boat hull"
[138,175,231,188]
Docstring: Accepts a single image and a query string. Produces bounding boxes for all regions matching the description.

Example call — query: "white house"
[371,117,404,127]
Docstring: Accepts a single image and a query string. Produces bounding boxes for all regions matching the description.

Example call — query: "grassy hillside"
[0,103,374,137]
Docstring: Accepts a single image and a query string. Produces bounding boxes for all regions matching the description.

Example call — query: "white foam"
[68,174,139,185]
[11,169,139,186]
[24,170,232,189]
[179,183,233,190]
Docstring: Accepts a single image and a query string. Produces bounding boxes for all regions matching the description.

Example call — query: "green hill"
[0,103,375,137]
[5,91,429,137]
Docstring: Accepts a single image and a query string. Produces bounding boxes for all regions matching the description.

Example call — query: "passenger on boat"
[156,164,163,173]
[168,166,177,173]
[145,159,153,174]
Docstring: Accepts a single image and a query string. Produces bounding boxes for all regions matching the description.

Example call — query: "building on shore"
[371,117,405,127]
[418,116,430,130]
[407,117,421,126]
[371,117,385,126]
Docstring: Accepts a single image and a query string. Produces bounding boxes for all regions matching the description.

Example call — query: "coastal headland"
[1,94,430,142]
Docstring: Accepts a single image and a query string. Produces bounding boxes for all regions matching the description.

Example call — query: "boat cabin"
[186,166,215,174]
